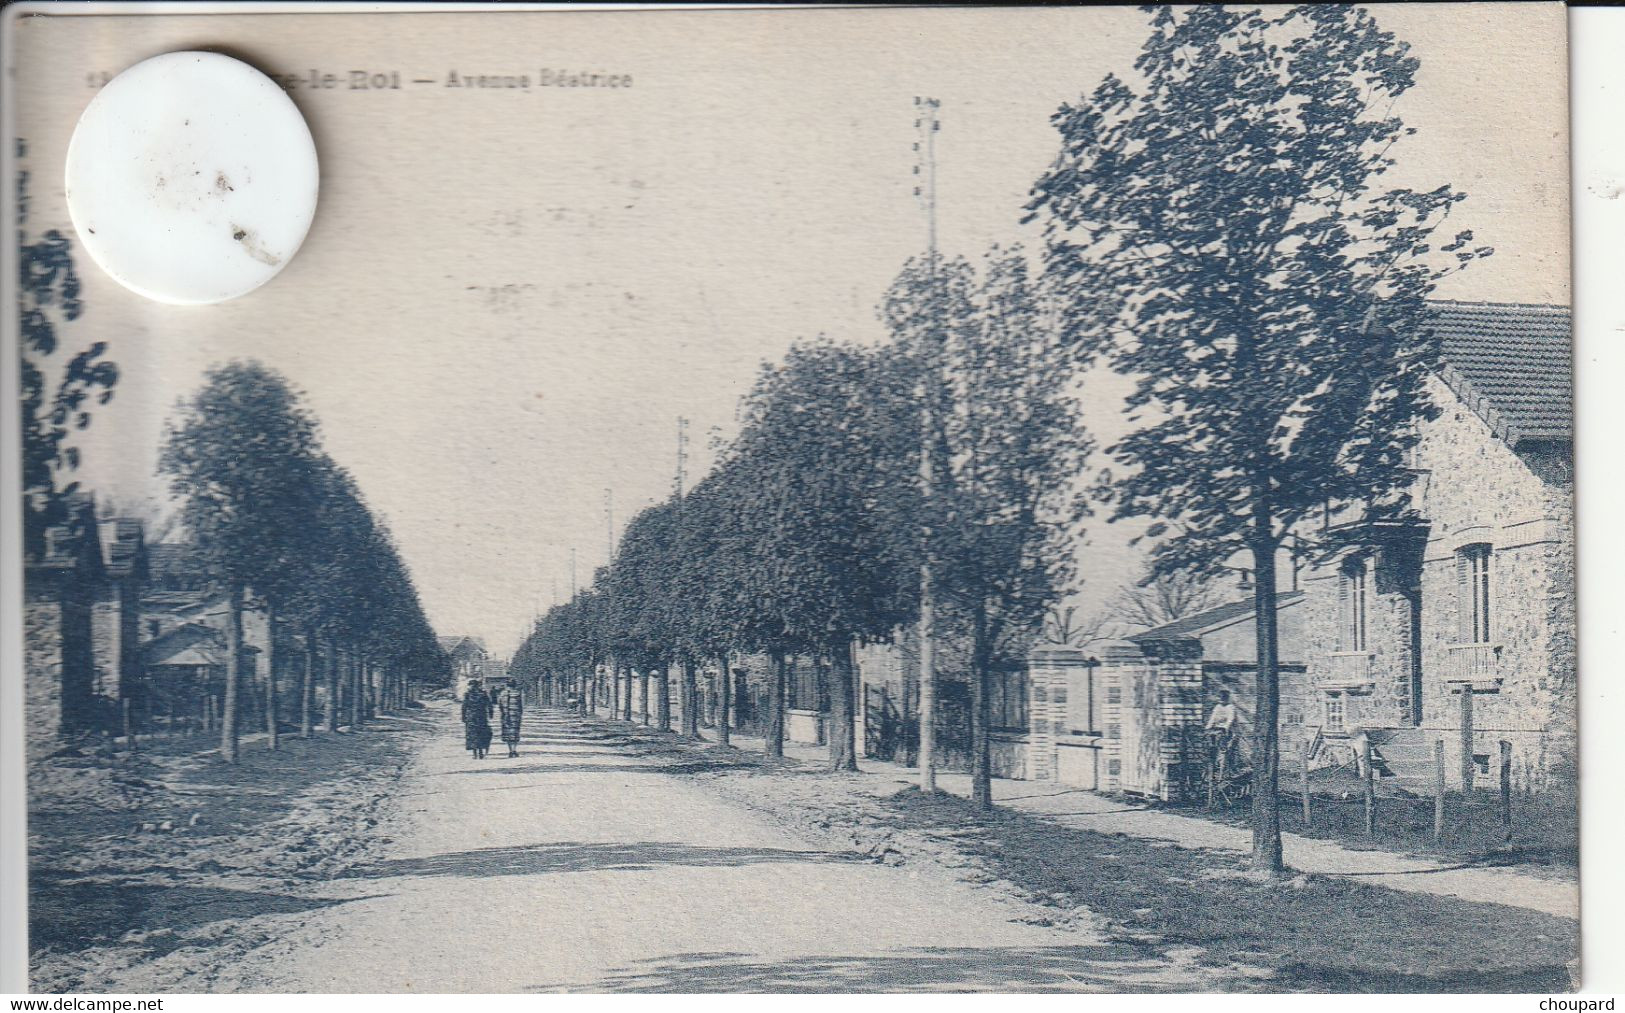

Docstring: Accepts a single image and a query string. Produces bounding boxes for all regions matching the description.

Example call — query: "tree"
[1107,566,1228,632]
[1028,5,1490,871]
[18,140,118,559]
[727,339,922,771]
[884,246,1092,809]
[608,501,684,731]
[160,361,322,762]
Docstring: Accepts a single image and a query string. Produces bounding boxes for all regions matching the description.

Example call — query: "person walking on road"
[462,679,494,759]
[496,679,524,758]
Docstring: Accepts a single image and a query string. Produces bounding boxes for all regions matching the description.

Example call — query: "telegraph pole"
[570,547,577,599]
[675,416,690,502]
[605,488,615,562]
[913,96,941,793]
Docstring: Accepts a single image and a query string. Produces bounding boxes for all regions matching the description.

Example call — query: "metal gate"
[1118,663,1165,798]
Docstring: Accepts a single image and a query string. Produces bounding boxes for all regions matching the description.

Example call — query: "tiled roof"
[144,622,226,667]
[438,635,488,658]
[1430,300,1571,447]
[1128,591,1304,644]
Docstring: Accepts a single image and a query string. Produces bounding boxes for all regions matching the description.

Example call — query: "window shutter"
[1338,568,1350,650]
[1455,550,1470,643]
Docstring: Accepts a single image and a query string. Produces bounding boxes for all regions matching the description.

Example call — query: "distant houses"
[441,636,491,699]
[24,503,452,753]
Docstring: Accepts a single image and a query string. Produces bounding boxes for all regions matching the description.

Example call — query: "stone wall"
[1294,375,1575,789]
[24,593,64,753]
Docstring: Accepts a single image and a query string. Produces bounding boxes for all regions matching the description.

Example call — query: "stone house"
[23,494,107,743]
[1296,300,1574,791]
[93,517,149,712]
[23,496,153,747]
[1021,299,1573,799]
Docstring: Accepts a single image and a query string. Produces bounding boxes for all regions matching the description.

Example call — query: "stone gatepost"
[1026,644,1090,781]
[1091,639,1146,794]
[1150,639,1205,802]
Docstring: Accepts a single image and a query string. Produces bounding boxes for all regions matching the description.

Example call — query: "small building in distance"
[440,635,491,699]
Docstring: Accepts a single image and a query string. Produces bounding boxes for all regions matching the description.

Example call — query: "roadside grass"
[879,787,1576,992]
[1186,766,1577,871]
[579,711,1577,992]
[27,710,433,989]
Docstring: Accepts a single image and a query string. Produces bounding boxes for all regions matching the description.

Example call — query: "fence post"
[1361,735,1375,836]
[1458,687,1475,792]
[1300,736,1312,825]
[1499,739,1513,841]
[1205,737,1215,811]
[1433,739,1446,840]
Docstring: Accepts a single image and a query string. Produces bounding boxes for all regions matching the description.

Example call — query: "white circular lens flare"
[65,51,319,305]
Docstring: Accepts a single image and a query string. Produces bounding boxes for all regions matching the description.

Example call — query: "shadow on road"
[432,760,746,777]
[526,943,1211,993]
[30,877,385,955]
[341,840,860,881]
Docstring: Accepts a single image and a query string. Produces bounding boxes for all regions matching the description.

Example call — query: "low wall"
[785,708,825,746]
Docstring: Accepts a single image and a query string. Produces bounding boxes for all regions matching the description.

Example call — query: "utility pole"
[675,416,689,502]
[913,95,941,793]
[605,488,615,562]
[570,547,577,599]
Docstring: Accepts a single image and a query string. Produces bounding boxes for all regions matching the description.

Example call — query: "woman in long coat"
[495,680,524,758]
[462,680,493,759]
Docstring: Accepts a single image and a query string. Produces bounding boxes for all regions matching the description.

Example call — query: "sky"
[13,5,1570,657]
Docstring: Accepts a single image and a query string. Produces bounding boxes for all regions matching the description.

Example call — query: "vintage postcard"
[3,2,1576,994]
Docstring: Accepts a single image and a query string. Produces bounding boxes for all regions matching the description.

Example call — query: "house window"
[989,668,1029,731]
[1324,693,1346,733]
[1106,684,1122,705]
[1339,556,1368,652]
[1457,543,1492,644]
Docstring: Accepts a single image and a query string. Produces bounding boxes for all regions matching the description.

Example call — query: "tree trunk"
[716,656,731,747]
[265,606,279,751]
[221,582,244,763]
[639,669,650,724]
[610,657,621,719]
[301,626,317,739]
[349,651,363,730]
[325,638,340,733]
[766,651,786,759]
[827,640,857,772]
[1250,537,1284,874]
[622,665,634,722]
[656,664,671,731]
[680,658,699,739]
[970,623,993,811]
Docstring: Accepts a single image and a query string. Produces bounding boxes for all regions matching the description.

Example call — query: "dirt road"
[219,705,1210,992]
